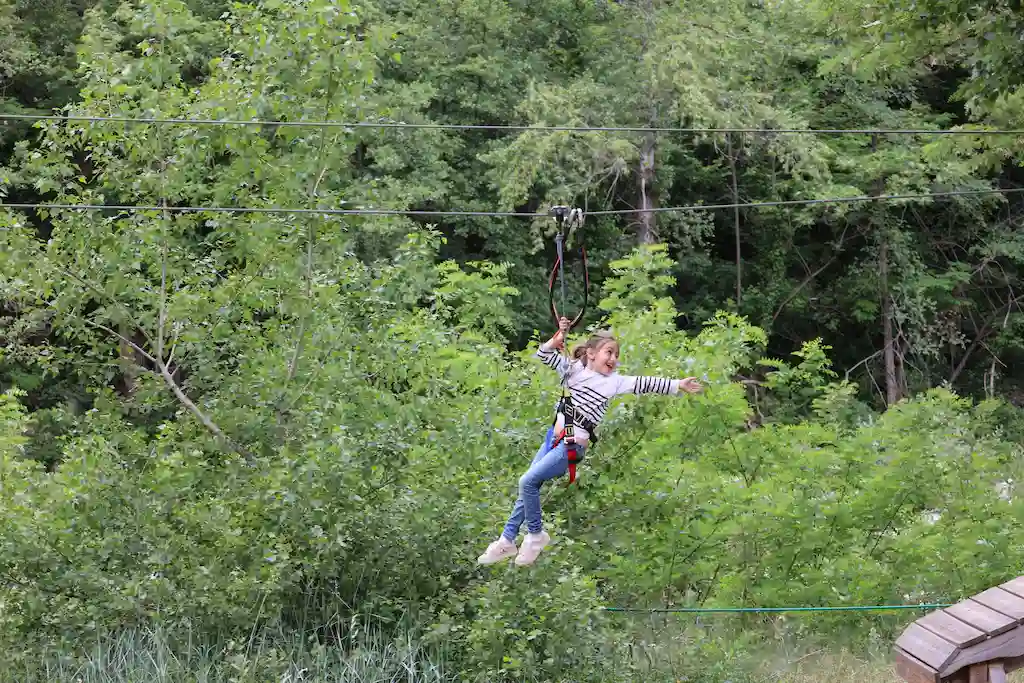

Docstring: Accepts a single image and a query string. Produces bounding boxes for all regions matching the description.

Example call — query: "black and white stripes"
[632,376,675,395]
[535,343,679,437]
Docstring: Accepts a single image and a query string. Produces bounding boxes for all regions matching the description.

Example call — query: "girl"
[477,317,703,567]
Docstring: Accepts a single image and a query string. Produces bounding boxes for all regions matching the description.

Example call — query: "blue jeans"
[501,427,585,542]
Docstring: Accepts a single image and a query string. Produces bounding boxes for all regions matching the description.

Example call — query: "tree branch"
[950,292,1021,384]
[728,132,742,306]
[41,101,252,462]
[78,312,253,464]
[166,321,180,370]
[845,348,883,383]
[278,56,338,417]
[158,218,168,362]
[82,318,157,364]
[282,162,327,390]
[868,487,912,559]
[949,322,994,385]
[52,263,156,349]
[772,223,854,323]
[156,361,252,464]
[282,330,337,416]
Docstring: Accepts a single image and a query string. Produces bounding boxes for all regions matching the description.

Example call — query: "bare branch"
[78,313,253,464]
[81,318,157,364]
[771,223,855,324]
[979,340,1007,368]
[845,348,883,383]
[51,263,156,349]
[157,361,253,464]
[949,293,1022,384]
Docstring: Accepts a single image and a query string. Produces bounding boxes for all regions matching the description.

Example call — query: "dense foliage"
[2,0,1024,681]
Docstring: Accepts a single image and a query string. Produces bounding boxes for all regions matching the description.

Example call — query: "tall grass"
[6,624,454,683]
[10,620,1015,683]
[4,632,923,683]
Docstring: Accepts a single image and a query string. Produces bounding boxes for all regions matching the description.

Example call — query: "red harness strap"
[550,428,584,485]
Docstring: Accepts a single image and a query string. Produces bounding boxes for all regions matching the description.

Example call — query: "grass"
[754,650,902,683]
[756,651,1024,683]
[0,637,902,683]
[6,625,454,683]
[1,640,912,683]
[7,623,1022,683]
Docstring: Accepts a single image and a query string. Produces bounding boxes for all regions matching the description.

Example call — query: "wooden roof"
[895,576,1024,683]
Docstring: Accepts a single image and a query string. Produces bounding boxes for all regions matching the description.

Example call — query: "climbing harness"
[547,206,590,485]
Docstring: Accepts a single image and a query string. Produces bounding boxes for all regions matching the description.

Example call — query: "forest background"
[2,0,1024,681]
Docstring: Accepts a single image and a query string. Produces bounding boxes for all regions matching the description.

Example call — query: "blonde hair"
[570,330,618,366]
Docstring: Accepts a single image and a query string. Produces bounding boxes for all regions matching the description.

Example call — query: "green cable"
[602,603,951,613]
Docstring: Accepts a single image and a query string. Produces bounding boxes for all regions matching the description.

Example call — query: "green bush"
[3,236,1023,671]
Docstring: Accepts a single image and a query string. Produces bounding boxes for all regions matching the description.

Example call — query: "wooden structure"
[895,576,1024,683]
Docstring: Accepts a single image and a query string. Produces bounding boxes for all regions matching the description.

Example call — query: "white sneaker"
[477,536,518,565]
[514,531,551,566]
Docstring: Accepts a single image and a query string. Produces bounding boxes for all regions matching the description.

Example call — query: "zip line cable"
[1,187,1021,221]
[602,603,951,614]
[3,112,1024,136]
[584,187,1024,215]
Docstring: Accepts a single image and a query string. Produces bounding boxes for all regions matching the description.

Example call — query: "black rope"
[3,112,1024,136]
[556,230,567,317]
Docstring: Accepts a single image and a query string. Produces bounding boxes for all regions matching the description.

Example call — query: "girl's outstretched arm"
[534,317,572,377]
[614,374,703,396]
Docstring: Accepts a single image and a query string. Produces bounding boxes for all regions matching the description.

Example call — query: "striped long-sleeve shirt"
[535,341,679,444]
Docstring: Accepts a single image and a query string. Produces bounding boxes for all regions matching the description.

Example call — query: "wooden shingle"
[895,576,1024,683]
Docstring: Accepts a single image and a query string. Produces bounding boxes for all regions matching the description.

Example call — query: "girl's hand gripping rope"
[548,316,572,351]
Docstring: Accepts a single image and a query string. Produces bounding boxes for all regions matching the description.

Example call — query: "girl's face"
[587,340,619,375]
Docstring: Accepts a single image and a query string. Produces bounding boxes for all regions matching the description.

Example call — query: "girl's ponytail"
[569,330,617,368]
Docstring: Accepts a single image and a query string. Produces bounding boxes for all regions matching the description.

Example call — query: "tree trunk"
[635,0,657,245]
[872,134,902,406]
[637,131,657,244]
[880,237,900,406]
[728,133,742,306]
